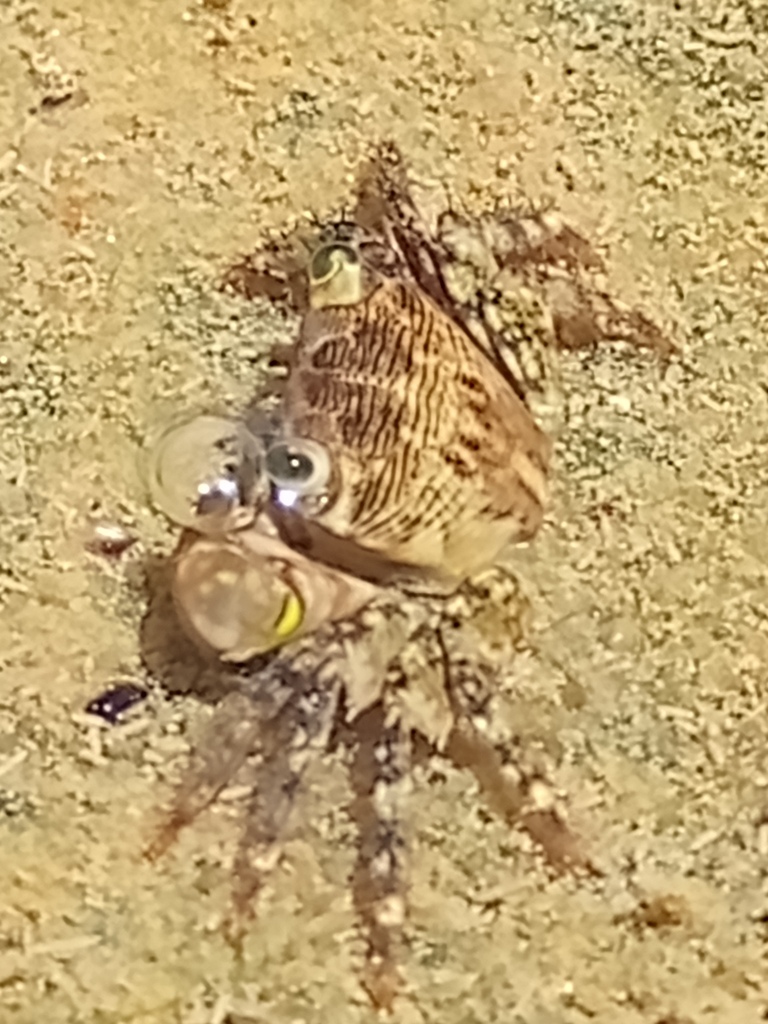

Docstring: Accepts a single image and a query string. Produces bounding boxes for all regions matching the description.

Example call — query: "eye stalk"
[146,415,264,534]
[265,438,332,512]
[308,241,364,309]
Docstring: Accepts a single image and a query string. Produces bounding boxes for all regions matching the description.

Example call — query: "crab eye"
[265,438,331,503]
[146,415,263,533]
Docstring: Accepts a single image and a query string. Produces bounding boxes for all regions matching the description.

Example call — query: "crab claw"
[172,517,380,662]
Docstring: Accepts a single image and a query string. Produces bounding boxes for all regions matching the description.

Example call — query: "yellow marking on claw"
[274,589,304,639]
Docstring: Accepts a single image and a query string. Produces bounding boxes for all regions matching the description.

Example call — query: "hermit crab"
[143,143,672,1008]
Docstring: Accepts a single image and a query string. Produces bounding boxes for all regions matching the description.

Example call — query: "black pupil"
[268,446,313,483]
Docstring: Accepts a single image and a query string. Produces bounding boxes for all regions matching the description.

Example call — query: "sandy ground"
[2,0,768,1021]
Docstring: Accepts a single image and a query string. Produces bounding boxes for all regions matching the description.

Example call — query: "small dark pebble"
[84,521,138,559]
[86,683,148,725]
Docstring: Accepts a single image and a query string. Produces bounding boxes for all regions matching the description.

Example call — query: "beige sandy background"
[1,0,768,1021]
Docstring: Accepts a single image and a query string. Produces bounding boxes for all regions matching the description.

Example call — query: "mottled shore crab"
[143,143,672,1008]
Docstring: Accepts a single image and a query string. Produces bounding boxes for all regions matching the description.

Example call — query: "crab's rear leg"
[473,206,676,357]
[442,650,591,874]
[349,703,412,1012]
[446,717,586,872]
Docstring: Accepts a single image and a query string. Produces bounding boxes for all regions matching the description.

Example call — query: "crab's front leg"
[226,655,343,940]
[146,680,293,861]
[349,703,413,1012]
[147,629,346,934]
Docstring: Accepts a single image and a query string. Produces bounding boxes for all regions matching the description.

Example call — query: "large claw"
[172,516,381,662]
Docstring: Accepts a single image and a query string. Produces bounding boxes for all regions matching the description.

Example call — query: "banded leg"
[365,143,674,363]
[226,601,415,947]
[441,649,589,873]
[349,704,412,1012]
[226,661,342,942]
[145,684,292,861]
[491,205,675,355]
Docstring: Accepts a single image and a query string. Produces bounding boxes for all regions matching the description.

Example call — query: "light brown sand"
[1,0,767,1021]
